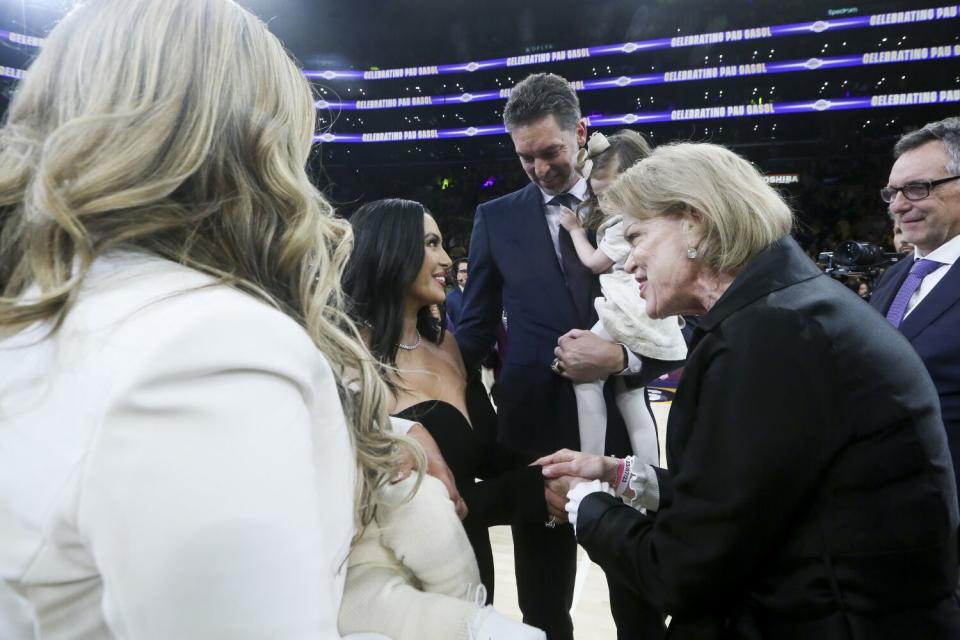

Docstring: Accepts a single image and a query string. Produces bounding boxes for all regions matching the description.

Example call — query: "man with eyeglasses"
[870,117,960,539]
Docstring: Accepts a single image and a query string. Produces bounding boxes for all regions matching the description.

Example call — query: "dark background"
[1,0,957,260]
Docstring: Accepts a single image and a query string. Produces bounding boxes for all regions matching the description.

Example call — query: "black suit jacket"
[870,254,960,499]
[578,237,960,638]
[456,182,679,456]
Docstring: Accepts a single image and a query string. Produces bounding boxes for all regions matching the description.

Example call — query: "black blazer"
[578,237,960,639]
[870,255,960,500]
[455,182,678,456]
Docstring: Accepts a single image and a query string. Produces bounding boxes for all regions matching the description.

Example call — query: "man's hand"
[535,449,620,484]
[407,424,468,520]
[554,330,625,383]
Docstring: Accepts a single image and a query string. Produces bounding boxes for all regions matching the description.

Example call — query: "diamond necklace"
[397,330,422,351]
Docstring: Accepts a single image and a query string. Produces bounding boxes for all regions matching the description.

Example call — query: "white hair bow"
[575,131,611,179]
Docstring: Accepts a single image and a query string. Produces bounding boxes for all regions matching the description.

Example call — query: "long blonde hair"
[0,0,412,532]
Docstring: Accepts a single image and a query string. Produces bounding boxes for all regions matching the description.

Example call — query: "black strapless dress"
[395,371,547,602]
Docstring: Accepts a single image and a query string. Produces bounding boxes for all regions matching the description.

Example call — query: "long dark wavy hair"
[343,198,445,376]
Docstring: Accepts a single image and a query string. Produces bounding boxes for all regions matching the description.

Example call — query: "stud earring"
[686,247,698,259]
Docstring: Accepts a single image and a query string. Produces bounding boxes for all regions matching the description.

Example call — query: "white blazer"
[0,253,356,639]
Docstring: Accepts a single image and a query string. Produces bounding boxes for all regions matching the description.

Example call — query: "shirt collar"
[913,233,960,266]
[539,177,588,205]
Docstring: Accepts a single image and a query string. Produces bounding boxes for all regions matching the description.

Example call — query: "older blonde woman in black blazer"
[539,143,960,638]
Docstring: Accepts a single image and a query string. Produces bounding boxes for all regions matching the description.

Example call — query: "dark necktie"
[549,193,594,327]
[885,258,942,328]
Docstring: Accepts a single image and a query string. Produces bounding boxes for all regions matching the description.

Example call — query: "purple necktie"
[885,258,943,328]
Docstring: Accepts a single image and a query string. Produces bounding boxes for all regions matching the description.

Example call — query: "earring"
[686,247,698,259]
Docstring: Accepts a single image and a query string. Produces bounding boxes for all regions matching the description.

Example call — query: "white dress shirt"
[905,233,960,318]
[0,253,356,639]
[538,177,590,266]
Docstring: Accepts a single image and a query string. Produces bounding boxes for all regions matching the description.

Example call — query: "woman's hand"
[558,206,584,233]
[407,424,469,520]
[534,449,620,485]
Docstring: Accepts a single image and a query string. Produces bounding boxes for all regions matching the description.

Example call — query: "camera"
[818,241,903,284]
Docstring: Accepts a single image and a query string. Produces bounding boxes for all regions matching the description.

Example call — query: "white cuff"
[566,480,613,536]
[624,464,661,512]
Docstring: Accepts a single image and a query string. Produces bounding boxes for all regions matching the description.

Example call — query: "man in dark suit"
[445,257,468,331]
[870,116,960,508]
[456,73,677,640]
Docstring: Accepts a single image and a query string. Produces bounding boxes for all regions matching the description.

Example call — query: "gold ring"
[551,358,564,375]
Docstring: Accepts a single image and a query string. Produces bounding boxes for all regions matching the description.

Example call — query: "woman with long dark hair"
[339,199,561,636]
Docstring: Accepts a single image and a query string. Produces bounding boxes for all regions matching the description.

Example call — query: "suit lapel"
[900,260,960,340]
[519,184,562,272]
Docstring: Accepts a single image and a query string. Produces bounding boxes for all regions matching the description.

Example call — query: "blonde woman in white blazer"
[0,1,414,637]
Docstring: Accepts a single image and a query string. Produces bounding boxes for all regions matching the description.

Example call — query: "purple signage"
[303,5,959,81]
[313,44,958,111]
[3,6,958,87]
[313,88,960,143]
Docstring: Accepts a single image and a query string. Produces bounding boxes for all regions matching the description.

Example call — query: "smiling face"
[622,213,704,319]
[510,114,587,195]
[887,140,960,256]
[407,214,451,309]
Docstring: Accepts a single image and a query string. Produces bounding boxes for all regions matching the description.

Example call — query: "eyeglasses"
[880,175,960,203]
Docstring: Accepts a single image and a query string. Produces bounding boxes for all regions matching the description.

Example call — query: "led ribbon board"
[0,29,42,47]
[313,44,960,111]
[313,88,960,143]
[0,65,24,80]
[2,7,957,84]
[303,6,960,81]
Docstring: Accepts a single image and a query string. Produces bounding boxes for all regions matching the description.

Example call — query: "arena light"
[312,87,960,144]
[311,44,957,112]
[303,5,960,81]
[4,5,958,85]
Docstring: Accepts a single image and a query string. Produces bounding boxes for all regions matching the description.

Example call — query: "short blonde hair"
[601,142,793,273]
